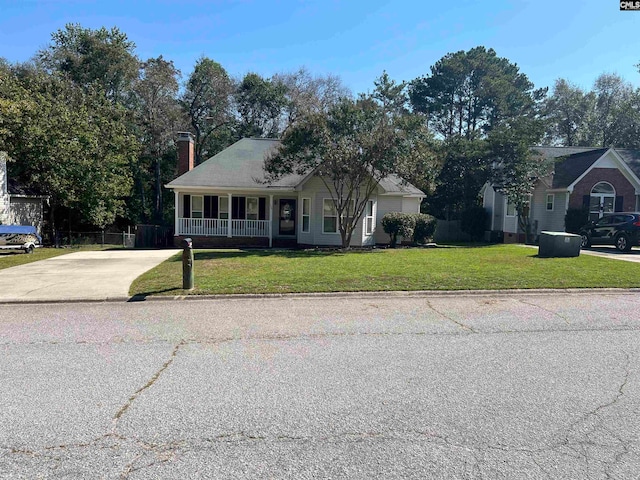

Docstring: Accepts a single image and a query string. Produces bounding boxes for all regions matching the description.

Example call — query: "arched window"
[589,182,616,221]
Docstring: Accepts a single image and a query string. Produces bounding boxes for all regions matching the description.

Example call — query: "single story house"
[165,133,425,248]
[482,146,640,242]
[0,152,48,233]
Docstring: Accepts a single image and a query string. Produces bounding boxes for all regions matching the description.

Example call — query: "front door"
[278,199,296,236]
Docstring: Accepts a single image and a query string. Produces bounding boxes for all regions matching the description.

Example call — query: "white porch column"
[227,193,232,238]
[269,194,273,248]
[174,190,179,236]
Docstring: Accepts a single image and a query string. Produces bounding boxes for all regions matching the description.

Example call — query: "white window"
[302,198,310,233]
[364,200,374,235]
[546,194,554,211]
[246,197,258,220]
[219,196,229,219]
[323,198,338,233]
[191,195,203,219]
[506,199,515,217]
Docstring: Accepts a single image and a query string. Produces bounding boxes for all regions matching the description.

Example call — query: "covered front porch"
[178,218,270,237]
[173,191,298,247]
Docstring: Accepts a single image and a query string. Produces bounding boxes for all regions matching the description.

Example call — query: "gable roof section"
[551,148,609,188]
[166,137,425,196]
[532,146,600,160]
[378,174,424,196]
[166,138,306,190]
[615,149,640,179]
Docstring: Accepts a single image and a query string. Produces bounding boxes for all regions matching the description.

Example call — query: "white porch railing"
[231,219,270,237]
[178,218,270,237]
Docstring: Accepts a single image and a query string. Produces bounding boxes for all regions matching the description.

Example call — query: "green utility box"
[538,231,581,258]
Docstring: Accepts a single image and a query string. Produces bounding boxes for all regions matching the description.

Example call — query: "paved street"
[1,292,640,479]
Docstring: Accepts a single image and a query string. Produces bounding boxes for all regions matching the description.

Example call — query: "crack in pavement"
[424,300,476,333]
[5,324,640,349]
[517,298,571,325]
[548,350,633,476]
[113,341,184,424]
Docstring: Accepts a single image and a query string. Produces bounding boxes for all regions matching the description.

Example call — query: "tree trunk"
[154,154,162,223]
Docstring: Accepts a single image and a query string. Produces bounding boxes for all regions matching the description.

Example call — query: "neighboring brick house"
[482,147,640,242]
[0,152,48,233]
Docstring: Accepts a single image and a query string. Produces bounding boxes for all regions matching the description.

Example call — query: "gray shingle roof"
[166,137,425,196]
[378,174,424,195]
[615,149,640,179]
[166,138,304,189]
[532,146,601,160]
[551,148,609,188]
[528,146,640,188]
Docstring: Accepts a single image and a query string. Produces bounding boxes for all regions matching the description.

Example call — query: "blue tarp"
[0,225,42,243]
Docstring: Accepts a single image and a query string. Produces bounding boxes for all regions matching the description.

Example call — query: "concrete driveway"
[580,246,640,263]
[0,249,179,302]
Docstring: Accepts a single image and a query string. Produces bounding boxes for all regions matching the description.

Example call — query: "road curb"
[2,288,640,305]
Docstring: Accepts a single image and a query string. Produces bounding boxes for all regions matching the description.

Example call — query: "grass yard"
[0,248,74,270]
[0,245,119,271]
[129,244,640,297]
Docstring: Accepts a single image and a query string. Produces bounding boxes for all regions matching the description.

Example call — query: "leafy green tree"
[38,23,138,104]
[371,71,439,197]
[409,46,545,139]
[1,66,136,231]
[133,56,184,223]
[488,117,548,243]
[590,73,634,147]
[543,79,595,146]
[235,72,287,138]
[273,67,350,132]
[182,57,235,164]
[427,136,488,220]
[265,75,436,249]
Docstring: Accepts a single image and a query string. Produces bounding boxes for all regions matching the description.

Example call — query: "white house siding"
[402,197,421,214]
[0,192,8,225]
[483,185,495,230]
[299,176,365,247]
[531,186,567,234]
[9,197,44,232]
[493,191,505,231]
[374,195,403,244]
[0,154,9,225]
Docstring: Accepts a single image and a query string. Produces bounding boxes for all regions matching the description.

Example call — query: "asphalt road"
[1,292,640,479]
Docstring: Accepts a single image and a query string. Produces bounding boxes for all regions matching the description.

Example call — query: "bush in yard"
[411,213,437,244]
[382,212,416,247]
[565,207,589,234]
[460,206,489,241]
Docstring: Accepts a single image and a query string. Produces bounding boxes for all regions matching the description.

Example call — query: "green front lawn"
[129,244,640,297]
[0,245,117,271]
[0,247,73,270]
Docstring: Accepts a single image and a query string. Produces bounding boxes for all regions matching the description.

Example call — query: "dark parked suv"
[579,213,640,252]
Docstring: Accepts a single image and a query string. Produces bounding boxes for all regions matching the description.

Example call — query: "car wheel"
[25,245,34,254]
[615,234,631,252]
[580,233,591,248]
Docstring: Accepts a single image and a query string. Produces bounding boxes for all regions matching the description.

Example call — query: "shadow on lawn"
[166,248,389,262]
[165,243,499,262]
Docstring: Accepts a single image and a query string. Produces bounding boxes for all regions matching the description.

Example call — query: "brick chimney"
[176,132,195,176]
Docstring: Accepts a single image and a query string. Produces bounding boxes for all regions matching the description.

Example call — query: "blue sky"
[0,0,638,95]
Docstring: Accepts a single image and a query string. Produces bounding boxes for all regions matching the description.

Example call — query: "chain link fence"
[56,231,135,248]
